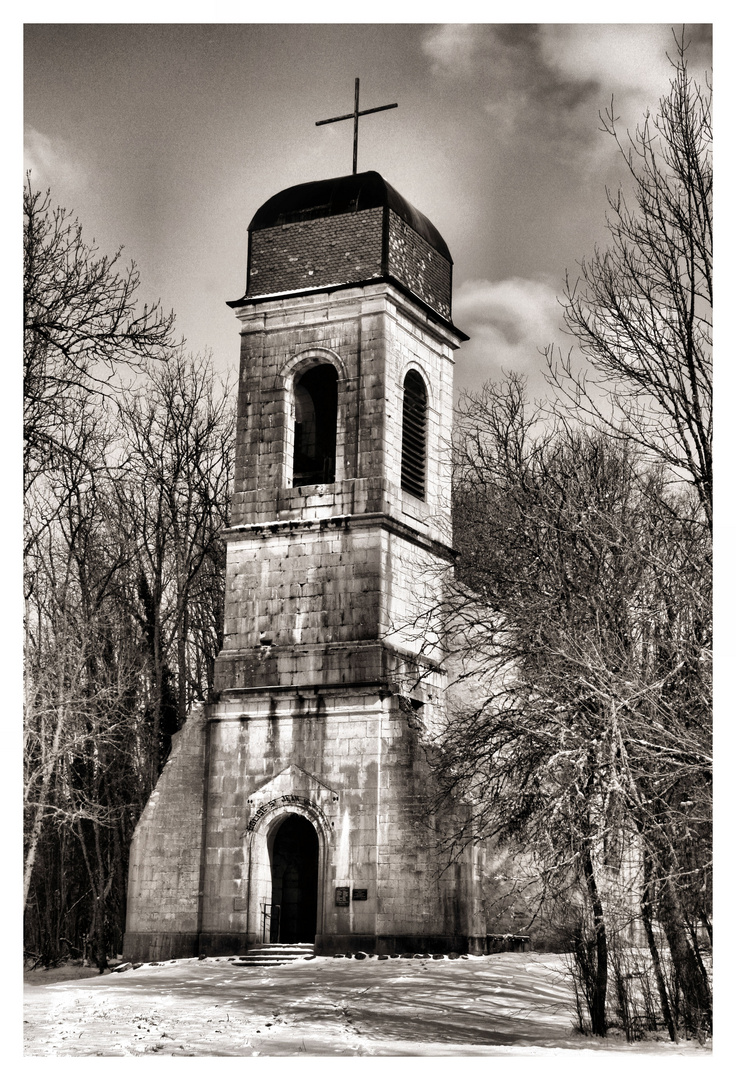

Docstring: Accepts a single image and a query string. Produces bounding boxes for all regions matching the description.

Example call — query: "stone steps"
[230,942,316,968]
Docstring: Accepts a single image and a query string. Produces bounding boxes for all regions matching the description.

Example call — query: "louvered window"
[401,370,427,500]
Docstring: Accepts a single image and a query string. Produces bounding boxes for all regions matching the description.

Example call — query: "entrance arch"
[242,796,330,946]
[269,814,319,943]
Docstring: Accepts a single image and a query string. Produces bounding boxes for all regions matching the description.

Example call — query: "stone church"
[123,169,489,961]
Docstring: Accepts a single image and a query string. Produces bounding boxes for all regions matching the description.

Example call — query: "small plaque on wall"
[352,888,368,901]
[335,887,350,907]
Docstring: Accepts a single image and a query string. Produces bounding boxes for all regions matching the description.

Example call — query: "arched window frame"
[278,349,346,490]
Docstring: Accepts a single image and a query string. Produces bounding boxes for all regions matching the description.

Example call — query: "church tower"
[124,170,487,959]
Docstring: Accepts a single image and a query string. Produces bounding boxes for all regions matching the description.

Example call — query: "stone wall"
[217,518,449,661]
[229,284,455,545]
[198,686,477,955]
[123,704,208,962]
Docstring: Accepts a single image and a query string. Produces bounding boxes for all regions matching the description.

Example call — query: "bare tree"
[113,350,234,778]
[23,179,176,510]
[23,444,146,937]
[23,183,234,967]
[24,600,145,967]
[549,34,712,531]
[423,376,711,1038]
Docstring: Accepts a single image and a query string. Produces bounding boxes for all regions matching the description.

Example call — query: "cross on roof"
[316,78,398,176]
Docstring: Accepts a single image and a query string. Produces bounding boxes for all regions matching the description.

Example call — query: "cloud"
[453,277,563,397]
[538,24,675,145]
[421,24,601,147]
[538,24,711,175]
[421,24,711,161]
[422,24,479,77]
[541,25,671,98]
[540,24,710,109]
[24,128,87,190]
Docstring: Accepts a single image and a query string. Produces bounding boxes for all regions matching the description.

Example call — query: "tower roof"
[248,171,452,263]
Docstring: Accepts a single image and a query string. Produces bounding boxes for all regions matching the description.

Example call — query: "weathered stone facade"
[124,172,486,961]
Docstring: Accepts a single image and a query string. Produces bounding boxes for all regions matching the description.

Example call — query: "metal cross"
[316,78,398,176]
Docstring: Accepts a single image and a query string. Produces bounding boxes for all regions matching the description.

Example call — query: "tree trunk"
[658,873,712,1036]
[24,699,65,909]
[150,610,163,788]
[641,852,677,1042]
[581,843,608,1036]
[177,604,188,729]
[76,819,114,973]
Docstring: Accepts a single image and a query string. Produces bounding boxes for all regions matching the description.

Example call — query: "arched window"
[292,364,338,486]
[401,370,427,500]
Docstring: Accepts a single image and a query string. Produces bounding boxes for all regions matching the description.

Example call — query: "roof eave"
[226,276,469,343]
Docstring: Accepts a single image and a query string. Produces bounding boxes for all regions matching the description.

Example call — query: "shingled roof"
[248,171,452,263]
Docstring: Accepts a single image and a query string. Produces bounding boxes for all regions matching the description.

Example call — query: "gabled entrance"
[270,814,319,943]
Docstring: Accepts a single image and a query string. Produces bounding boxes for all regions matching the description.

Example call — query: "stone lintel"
[208,679,429,705]
[231,280,467,349]
[222,510,456,563]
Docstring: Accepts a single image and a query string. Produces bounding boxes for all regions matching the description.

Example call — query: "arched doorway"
[269,814,319,943]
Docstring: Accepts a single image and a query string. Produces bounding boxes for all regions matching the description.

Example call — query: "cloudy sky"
[23,18,712,401]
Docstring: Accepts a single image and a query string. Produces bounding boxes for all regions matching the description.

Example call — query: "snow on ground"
[23,952,710,1058]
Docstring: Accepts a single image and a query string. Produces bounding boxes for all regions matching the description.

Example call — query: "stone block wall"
[124,683,484,958]
[124,704,208,961]
[220,518,381,652]
[229,284,457,546]
[199,686,479,955]
[382,295,454,537]
[230,298,375,522]
[216,515,449,672]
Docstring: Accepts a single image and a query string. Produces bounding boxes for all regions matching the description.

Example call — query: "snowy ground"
[23,952,710,1058]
